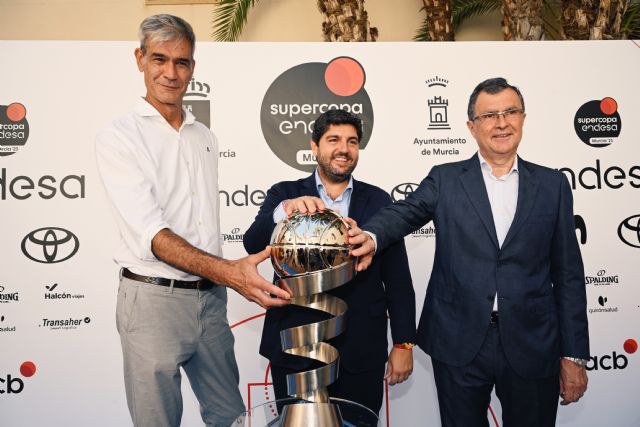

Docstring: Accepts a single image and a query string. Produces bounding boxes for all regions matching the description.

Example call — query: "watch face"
[567,357,588,367]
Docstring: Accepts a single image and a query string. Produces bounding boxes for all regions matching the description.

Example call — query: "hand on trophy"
[227,246,292,308]
[283,196,326,217]
[345,218,375,272]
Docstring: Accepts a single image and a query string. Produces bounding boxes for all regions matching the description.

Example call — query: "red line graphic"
[230,312,266,329]
[489,404,500,426]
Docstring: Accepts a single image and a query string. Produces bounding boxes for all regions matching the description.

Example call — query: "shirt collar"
[478,151,519,176]
[134,97,195,126]
[314,169,353,201]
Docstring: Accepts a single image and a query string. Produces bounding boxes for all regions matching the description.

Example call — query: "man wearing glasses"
[349,77,589,426]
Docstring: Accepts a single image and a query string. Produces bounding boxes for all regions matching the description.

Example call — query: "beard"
[316,152,357,183]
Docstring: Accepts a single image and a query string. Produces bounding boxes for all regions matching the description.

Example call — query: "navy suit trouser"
[432,321,560,427]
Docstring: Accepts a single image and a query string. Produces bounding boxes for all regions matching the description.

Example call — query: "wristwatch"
[563,356,589,367]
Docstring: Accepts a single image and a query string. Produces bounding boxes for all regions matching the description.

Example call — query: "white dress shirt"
[96,98,221,280]
[478,152,519,310]
[272,169,354,223]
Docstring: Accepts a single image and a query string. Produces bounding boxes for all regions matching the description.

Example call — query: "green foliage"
[415,0,640,41]
[212,0,262,42]
[452,0,500,29]
[414,0,500,41]
[623,0,640,39]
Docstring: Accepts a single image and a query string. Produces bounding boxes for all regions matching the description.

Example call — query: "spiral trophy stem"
[269,211,357,426]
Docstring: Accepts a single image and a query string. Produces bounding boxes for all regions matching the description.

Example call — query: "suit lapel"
[502,157,538,249]
[301,174,319,197]
[347,179,368,223]
[459,155,500,248]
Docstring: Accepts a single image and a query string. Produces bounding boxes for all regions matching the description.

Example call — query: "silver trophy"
[270,210,356,426]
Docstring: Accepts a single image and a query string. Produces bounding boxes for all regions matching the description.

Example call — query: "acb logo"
[586,339,637,371]
[1,361,36,395]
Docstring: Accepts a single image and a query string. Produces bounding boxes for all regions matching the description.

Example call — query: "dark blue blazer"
[243,174,416,373]
[364,154,589,379]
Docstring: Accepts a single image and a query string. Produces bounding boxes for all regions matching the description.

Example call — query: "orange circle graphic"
[324,57,365,97]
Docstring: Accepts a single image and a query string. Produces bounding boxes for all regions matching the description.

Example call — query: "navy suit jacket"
[243,174,416,373]
[364,154,589,379]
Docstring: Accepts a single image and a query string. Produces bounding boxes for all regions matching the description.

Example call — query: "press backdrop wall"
[1,40,639,427]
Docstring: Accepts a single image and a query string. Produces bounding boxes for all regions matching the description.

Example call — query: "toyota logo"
[21,227,79,263]
[391,183,419,202]
[618,215,640,248]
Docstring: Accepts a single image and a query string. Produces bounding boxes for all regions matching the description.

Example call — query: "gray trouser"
[117,276,245,427]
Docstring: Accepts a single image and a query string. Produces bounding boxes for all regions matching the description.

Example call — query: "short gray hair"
[138,14,196,57]
[467,77,525,121]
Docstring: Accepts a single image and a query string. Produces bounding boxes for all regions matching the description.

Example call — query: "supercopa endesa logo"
[0,103,29,157]
[574,97,621,147]
[260,57,374,173]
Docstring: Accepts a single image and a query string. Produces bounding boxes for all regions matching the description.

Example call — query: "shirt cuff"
[273,200,288,223]
[143,222,171,261]
[364,231,378,254]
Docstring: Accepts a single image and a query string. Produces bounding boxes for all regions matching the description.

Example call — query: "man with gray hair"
[96,14,290,427]
[349,77,589,426]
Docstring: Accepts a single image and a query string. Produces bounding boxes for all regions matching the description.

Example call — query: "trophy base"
[278,402,343,427]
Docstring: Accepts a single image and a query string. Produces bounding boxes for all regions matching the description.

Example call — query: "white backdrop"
[1,40,639,427]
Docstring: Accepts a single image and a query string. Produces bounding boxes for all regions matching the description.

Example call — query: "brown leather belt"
[122,268,216,290]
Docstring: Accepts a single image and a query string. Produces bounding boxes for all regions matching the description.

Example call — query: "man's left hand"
[559,358,588,405]
[385,347,413,385]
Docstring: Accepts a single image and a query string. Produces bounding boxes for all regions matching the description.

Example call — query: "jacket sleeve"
[243,183,289,255]
[365,166,440,252]
[380,236,417,345]
[550,174,590,359]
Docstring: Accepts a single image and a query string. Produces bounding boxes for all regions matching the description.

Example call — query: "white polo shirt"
[96,99,221,280]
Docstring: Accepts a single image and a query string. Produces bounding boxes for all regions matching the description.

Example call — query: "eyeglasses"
[472,108,525,124]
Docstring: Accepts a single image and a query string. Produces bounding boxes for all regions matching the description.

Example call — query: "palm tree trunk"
[500,0,545,40]
[561,0,629,39]
[317,0,378,41]
[421,0,454,41]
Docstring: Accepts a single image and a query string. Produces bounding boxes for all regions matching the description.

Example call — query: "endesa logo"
[0,102,29,157]
[587,338,637,371]
[1,361,36,395]
[618,214,640,249]
[574,214,587,245]
[260,56,374,172]
[574,97,621,147]
[21,227,80,264]
[219,185,266,207]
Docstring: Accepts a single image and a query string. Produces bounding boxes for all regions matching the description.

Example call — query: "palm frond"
[622,1,640,39]
[452,0,500,30]
[212,0,261,42]
[414,15,432,41]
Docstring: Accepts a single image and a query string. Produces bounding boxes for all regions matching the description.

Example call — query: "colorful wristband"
[394,342,415,350]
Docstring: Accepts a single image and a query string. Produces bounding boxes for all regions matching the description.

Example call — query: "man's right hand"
[226,246,291,308]
[283,196,326,217]
[345,218,375,271]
